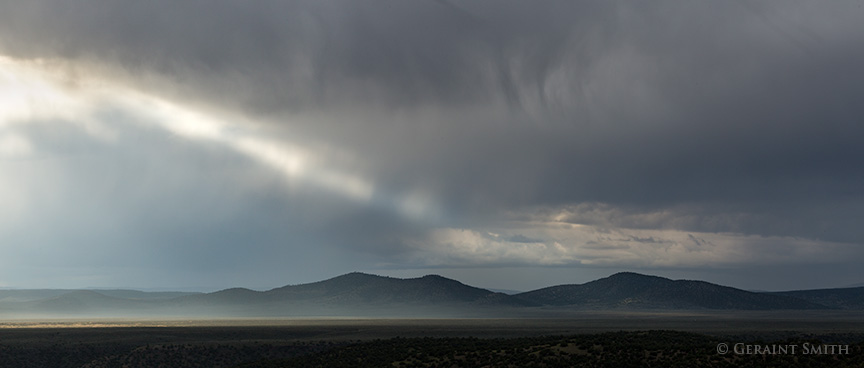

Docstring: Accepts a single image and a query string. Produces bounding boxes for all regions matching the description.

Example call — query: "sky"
[0,0,863,292]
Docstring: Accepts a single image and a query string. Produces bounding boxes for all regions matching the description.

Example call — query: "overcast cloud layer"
[1,1,863,291]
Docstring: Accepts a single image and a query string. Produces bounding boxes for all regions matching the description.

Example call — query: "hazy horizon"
[0,269,861,295]
[1,1,863,293]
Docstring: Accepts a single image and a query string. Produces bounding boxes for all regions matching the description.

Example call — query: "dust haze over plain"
[0,1,862,291]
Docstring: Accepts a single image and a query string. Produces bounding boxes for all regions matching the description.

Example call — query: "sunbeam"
[0,55,440,221]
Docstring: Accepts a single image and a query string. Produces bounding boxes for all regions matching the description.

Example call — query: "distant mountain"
[166,272,533,317]
[514,272,826,310]
[27,290,152,314]
[0,289,75,303]
[89,289,201,300]
[263,272,532,307]
[0,289,197,317]
[769,287,864,310]
[0,289,199,303]
[175,287,263,306]
[3,272,863,318]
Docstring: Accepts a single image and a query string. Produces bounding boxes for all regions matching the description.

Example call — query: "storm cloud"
[0,0,862,290]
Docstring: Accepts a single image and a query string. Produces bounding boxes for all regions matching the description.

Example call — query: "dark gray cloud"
[0,0,597,110]
[1,0,863,289]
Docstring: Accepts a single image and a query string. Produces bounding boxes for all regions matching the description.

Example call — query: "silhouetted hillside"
[175,287,263,306]
[265,272,533,307]
[514,272,826,310]
[162,273,534,317]
[4,272,863,318]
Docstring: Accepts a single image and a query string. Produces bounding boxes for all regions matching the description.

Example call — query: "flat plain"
[1,311,863,367]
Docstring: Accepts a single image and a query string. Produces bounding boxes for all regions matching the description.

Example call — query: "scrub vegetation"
[0,325,862,367]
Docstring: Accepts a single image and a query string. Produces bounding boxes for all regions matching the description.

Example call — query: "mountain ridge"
[513,272,826,310]
[2,272,863,317]
[262,272,534,307]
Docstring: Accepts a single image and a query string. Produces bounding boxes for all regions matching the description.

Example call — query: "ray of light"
[0,55,440,221]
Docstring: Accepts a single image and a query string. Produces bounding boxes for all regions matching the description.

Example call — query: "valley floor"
[1,313,863,367]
